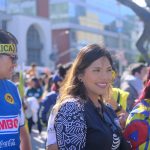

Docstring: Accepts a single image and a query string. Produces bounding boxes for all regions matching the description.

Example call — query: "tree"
[117,0,150,64]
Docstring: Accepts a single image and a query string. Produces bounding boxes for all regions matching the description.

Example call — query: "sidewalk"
[30,125,47,150]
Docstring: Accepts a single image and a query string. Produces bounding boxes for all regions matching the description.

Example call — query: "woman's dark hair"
[57,44,113,104]
[76,44,113,75]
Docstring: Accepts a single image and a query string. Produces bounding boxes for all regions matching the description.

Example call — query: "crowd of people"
[1,29,150,150]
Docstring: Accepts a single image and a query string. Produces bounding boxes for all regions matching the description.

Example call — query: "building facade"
[50,0,141,70]
[0,0,143,70]
[0,0,53,69]
[0,0,10,30]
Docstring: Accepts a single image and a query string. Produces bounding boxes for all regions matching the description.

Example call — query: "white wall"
[7,15,54,69]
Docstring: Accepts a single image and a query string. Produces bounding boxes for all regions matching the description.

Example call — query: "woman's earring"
[112,70,116,81]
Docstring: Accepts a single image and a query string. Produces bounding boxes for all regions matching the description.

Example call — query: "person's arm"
[118,112,129,131]
[47,144,58,150]
[19,106,32,150]
[46,109,58,149]
[20,126,32,150]
[55,101,87,150]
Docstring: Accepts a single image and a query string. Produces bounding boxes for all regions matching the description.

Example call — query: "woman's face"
[79,56,112,101]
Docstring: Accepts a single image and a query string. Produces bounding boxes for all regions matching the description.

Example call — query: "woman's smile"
[96,82,108,88]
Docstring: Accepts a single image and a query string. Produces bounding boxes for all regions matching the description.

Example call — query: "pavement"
[30,125,47,150]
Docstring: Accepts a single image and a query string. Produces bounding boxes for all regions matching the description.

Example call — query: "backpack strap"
[117,91,121,104]
[115,91,122,113]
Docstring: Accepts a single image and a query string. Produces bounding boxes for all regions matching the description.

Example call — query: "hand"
[47,144,58,150]
[118,113,128,131]
[20,126,32,150]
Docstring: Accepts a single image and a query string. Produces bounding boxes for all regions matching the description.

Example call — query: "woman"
[47,44,130,150]
[124,69,150,150]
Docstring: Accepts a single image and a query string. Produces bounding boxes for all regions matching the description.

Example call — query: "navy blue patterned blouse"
[54,98,123,150]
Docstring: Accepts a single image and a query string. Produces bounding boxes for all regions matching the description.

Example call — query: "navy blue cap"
[52,75,62,83]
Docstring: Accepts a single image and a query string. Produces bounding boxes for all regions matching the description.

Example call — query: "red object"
[124,121,148,149]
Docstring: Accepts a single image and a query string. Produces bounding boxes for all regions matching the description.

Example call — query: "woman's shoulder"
[55,97,85,125]
[59,97,84,113]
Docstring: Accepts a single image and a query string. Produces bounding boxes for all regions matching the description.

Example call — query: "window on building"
[1,20,7,30]
[27,25,43,66]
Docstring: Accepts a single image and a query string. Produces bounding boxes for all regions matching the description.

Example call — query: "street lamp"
[57,48,77,60]
[56,42,86,62]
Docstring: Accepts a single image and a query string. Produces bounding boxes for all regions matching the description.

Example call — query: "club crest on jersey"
[5,94,14,104]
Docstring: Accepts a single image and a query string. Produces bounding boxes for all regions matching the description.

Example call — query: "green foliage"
[136,54,146,63]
